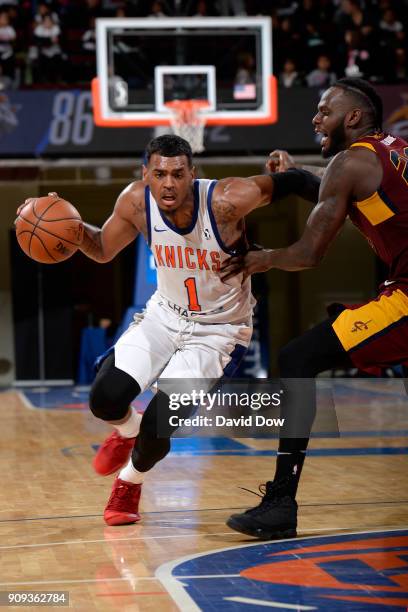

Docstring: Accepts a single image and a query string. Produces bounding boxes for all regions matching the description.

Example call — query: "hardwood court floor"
[0,383,407,611]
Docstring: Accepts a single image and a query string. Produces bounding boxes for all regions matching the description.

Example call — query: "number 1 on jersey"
[184,277,201,312]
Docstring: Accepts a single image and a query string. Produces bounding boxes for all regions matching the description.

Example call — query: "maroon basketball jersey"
[348,133,408,282]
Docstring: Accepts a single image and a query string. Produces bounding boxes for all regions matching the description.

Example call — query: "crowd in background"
[0,0,406,90]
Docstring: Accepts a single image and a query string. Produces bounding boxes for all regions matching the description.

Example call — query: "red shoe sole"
[104,512,141,526]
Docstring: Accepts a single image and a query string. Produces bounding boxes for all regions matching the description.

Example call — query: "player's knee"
[89,380,120,421]
[89,357,141,421]
[89,379,128,421]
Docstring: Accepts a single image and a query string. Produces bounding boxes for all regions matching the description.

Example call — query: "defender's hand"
[266,150,296,173]
[221,249,273,282]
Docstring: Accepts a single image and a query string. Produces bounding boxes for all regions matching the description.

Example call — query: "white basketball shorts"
[114,293,253,393]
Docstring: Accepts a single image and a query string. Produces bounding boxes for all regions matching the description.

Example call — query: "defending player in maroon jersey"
[223,78,408,541]
[348,133,408,284]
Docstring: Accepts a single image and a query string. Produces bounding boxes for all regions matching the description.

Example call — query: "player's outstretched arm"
[212,175,275,221]
[213,169,321,222]
[80,184,140,263]
[222,151,355,279]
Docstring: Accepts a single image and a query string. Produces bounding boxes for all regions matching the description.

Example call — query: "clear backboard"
[92,17,277,127]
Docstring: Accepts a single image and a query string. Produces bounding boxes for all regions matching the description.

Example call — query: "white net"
[166,100,208,154]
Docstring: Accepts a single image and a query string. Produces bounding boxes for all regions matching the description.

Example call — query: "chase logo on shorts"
[157,529,408,611]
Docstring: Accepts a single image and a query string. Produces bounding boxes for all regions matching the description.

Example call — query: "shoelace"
[238,484,266,498]
[108,482,140,511]
[102,432,133,451]
[238,483,290,516]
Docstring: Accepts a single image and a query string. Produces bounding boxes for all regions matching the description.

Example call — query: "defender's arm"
[222,151,355,278]
[213,168,321,222]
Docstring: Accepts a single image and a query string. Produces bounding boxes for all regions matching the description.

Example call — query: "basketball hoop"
[164,100,209,154]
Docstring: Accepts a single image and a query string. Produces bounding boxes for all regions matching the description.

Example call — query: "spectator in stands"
[5,0,406,88]
[393,47,408,83]
[303,22,326,70]
[33,13,63,83]
[149,0,167,17]
[304,21,325,51]
[86,0,104,18]
[82,16,96,53]
[81,15,96,79]
[279,58,304,88]
[0,63,12,90]
[115,5,128,17]
[7,3,24,31]
[34,2,59,26]
[0,10,15,80]
[335,0,365,32]
[275,17,303,73]
[234,51,256,85]
[341,29,373,80]
[274,0,298,18]
[297,0,319,24]
[379,8,403,37]
[194,0,210,17]
[217,0,247,16]
[306,54,337,88]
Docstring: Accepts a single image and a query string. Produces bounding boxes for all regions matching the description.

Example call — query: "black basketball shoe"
[226,479,298,540]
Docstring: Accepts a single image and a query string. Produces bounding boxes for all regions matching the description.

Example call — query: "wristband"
[270,168,320,203]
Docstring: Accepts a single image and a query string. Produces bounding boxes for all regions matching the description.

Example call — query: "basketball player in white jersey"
[77,135,274,525]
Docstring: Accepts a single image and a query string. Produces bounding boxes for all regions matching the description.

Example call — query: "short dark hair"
[145,135,193,167]
[334,77,383,130]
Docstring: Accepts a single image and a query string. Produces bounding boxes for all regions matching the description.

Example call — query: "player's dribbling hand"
[221,249,273,282]
[266,150,296,173]
[15,192,60,220]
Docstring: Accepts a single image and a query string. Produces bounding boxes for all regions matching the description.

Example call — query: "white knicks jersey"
[145,178,255,324]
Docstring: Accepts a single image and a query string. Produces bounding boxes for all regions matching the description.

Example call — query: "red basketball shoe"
[104,477,142,526]
[93,431,136,476]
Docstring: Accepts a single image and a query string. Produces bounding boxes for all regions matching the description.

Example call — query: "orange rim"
[91,76,278,127]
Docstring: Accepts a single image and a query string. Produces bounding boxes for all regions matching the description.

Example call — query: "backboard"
[92,17,277,127]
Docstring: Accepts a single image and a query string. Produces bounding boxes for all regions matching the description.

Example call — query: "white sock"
[119,457,145,484]
[115,407,142,438]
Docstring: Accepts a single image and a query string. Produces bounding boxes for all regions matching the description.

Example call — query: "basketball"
[15,195,84,264]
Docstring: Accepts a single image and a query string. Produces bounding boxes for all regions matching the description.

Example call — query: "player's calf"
[90,353,143,475]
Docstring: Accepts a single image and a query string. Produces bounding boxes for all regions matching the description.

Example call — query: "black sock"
[272,437,309,498]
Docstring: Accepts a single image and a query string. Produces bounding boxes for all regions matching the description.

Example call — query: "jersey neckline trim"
[151,180,200,236]
[145,185,152,247]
